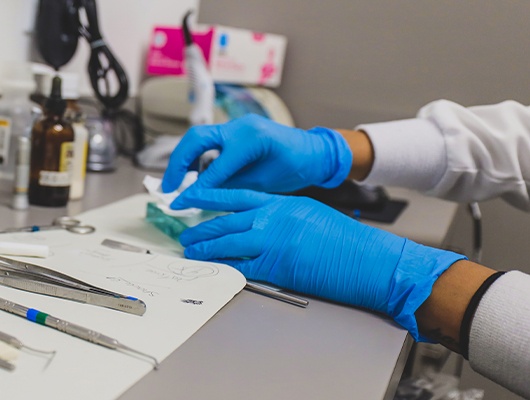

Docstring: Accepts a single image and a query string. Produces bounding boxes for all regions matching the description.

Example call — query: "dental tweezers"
[0,256,146,316]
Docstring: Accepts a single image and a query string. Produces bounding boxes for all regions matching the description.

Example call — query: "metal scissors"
[0,216,95,235]
[0,255,146,316]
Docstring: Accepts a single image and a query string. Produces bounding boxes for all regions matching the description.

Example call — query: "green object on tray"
[146,202,189,242]
[146,202,225,242]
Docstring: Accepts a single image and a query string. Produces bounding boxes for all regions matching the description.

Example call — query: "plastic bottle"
[0,62,36,181]
[28,76,74,207]
[62,73,88,200]
[12,136,30,210]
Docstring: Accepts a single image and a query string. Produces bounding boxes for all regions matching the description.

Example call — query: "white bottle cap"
[60,72,80,100]
[38,70,80,100]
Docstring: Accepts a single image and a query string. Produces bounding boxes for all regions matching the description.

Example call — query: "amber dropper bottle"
[28,76,74,207]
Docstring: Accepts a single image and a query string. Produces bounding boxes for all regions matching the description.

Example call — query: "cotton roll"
[0,242,50,258]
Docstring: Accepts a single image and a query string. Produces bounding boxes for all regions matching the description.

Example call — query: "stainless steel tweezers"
[0,255,146,316]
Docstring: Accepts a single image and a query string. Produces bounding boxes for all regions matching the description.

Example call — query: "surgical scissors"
[0,255,146,316]
[0,216,95,235]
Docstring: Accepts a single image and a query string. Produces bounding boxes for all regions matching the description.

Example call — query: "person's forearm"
[335,128,498,354]
[415,260,496,353]
[334,129,374,181]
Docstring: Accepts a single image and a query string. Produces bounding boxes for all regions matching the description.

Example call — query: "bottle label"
[0,118,12,166]
[59,141,74,173]
[38,171,70,187]
[38,142,74,187]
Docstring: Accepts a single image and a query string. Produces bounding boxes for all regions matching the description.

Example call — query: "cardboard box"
[146,25,287,87]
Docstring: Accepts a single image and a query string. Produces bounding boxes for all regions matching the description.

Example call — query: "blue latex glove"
[172,188,466,341]
[161,114,352,193]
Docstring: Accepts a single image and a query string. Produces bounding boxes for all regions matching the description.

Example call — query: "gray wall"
[200,0,530,129]
[200,2,530,399]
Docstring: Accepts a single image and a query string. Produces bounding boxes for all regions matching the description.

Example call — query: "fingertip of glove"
[170,197,189,211]
[182,245,192,258]
[161,174,180,193]
[183,248,204,262]
[179,229,192,247]
[160,180,173,193]
[169,184,201,209]
[183,243,207,261]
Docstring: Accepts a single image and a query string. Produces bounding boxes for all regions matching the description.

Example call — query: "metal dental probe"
[0,330,56,370]
[0,358,15,371]
[0,297,159,369]
[0,330,56,355]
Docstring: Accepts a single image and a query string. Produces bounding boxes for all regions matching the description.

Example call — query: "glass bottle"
[28,76,74,207]
[62,73,88,200]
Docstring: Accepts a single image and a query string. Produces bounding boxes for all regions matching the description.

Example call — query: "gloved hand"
[161,114,352,194]
[172,188,466,341]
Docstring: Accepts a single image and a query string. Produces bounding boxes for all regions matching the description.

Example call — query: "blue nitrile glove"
[172,188,466,341]
[161,114,352,193]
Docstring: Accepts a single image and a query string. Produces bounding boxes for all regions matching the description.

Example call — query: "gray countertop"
[0,157,458,400]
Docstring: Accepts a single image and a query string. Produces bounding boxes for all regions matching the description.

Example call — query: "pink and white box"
[146,24,287,88]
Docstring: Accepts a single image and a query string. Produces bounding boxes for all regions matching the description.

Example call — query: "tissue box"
[146,25,287,87]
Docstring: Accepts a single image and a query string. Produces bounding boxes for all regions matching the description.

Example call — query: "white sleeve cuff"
[355,118,446,191]
[469,271,530,399]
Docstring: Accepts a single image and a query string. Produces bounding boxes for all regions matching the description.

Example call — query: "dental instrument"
[0,297,159,369]
[0,358,15,371]
[0,255,146,316]
[0,330,56,356]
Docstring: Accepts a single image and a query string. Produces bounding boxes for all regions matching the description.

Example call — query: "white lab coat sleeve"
[468,271,530,399]
[356,100,530,211]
